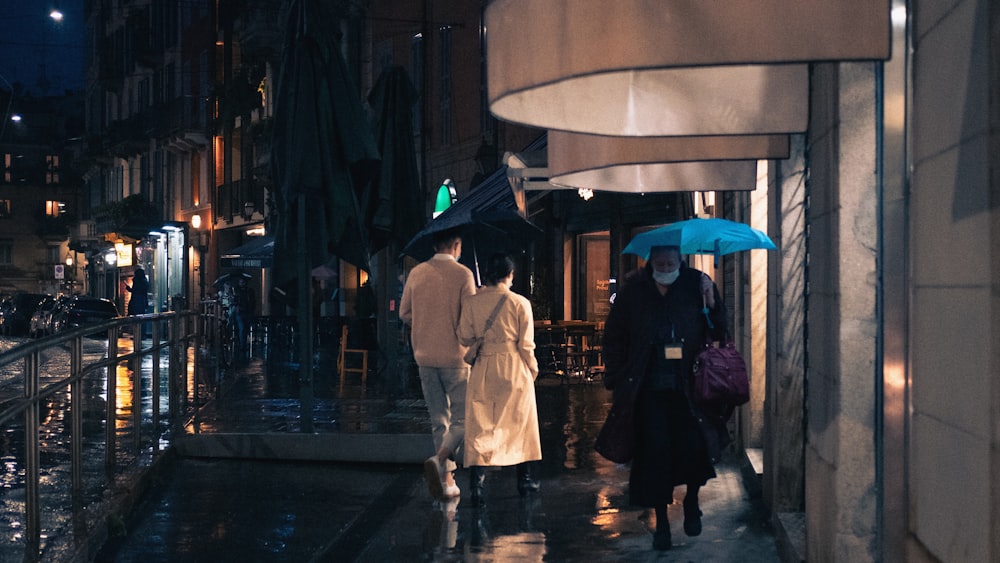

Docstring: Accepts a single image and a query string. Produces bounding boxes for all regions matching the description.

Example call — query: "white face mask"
[652,269,680,286]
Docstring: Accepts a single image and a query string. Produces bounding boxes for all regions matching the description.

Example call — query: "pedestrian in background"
[125,268,149,315]
[601,245,729,551]
[458,253,541,507]
[232,277,255,348]
[400,228,476,500]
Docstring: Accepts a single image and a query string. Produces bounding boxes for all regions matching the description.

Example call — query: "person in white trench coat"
[458,253,542,507]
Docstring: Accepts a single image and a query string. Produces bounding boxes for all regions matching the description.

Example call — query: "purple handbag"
[692,338,750,407]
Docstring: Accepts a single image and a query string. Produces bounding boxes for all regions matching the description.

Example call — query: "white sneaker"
[423,456,445,499]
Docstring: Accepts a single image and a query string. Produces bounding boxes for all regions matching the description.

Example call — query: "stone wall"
[907,0,996,560]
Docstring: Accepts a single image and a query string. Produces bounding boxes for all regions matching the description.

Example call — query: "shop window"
[577,232,611,322]
[45,200,66,217]
[45,154,60,184]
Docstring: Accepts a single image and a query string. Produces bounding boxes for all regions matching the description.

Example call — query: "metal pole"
[24,352,40,558]
[70,335,83,495]
[151,319,161,454]
[298,195,314,432]
[170,314,181,419]
[106,327,118,476]
[133,323,142,452]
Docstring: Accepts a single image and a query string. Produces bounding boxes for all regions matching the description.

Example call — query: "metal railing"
[0,311,201,561]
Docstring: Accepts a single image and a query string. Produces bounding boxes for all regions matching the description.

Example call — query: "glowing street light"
[50,9,64,22]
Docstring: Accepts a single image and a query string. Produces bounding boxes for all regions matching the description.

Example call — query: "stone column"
[804,61,880,561]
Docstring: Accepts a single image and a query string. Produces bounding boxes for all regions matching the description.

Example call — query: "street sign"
[54,264,65,279]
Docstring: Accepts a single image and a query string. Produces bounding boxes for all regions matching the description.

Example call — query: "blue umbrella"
[622,217,777,265]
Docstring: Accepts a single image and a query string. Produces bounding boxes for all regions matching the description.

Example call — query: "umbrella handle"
[702,293,714,329]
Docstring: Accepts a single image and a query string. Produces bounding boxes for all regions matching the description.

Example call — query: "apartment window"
[479,13,493,137]
[163,0,178,49]
[0,241,11,266]
[439,26,452,146]
[46,245,61,265]
[0,200,10,218]
[165,63,176,100]
[138,77,150,110]
[2,153,11,184]
[411,34,423,133]
[45,154,60,184]
[45,200,66,217]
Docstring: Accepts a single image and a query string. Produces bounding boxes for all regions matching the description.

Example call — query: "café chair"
[338,323,368,390]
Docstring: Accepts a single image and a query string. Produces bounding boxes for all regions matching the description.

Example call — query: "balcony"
[103,115,149,157]
[155,97,210,153]
[216,178,266,225]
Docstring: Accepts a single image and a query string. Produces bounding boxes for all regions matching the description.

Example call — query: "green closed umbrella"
[271,0,380,430]
[365,65,424,252]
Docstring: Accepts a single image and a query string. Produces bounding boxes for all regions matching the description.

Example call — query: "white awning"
[487,0,890,136]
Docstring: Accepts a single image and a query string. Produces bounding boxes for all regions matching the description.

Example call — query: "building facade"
[0,89,85,296]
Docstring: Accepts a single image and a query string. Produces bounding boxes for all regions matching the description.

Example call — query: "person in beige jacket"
[400,228,477,500]
[458,253,541,506]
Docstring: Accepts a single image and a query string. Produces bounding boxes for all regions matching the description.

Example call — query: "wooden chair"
[534,324,568,380]
[338,323,368,390]
[563,323,596,381]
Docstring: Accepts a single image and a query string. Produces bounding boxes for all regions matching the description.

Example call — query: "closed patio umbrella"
[271,0,380,430]
[366,65,425,252]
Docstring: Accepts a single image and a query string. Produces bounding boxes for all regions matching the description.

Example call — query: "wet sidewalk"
[97,355,781,562]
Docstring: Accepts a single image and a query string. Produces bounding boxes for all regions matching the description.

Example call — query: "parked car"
[29,295,61,338]
[50,296,120,334]
[0,293,47,337]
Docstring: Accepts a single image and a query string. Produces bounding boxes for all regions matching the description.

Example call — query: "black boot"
[683,486,702,537]
[516,463,540,496]
[653,506,672,550]
[470,466,487,507]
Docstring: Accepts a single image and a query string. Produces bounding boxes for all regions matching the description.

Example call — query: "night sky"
[0,1,86,95]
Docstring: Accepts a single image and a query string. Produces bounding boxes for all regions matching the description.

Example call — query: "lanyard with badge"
[663,324,683,360]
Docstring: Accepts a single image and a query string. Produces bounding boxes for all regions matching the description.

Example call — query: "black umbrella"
[270,0,380,431]
[212,272,253,288]
[402,166,541,283]
[365,65,425,252]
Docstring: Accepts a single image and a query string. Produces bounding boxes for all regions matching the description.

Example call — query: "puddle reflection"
[416,381,619,561]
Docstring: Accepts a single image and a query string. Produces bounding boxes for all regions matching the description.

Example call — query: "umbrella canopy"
[270,0,380,282]
[365,65,425,252]
[310,264,338,280]
[402,166,542,267]
[622,217,777,262]
[213,272,253,288]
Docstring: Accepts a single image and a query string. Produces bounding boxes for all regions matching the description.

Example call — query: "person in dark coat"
[601,245,728,551]
[125,268,149,316]
[232,278,255,347]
